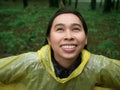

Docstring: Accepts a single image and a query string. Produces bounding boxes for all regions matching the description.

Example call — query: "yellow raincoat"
[0,45,120,90]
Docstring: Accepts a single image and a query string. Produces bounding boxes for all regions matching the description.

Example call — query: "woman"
[0,7,120,90]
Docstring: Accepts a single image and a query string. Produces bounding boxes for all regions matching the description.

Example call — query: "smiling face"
[47,13,87,62]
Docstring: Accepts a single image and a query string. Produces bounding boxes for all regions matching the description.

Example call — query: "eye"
[72,24,82,32]
[56,27,64,32]
[72,27,81,32]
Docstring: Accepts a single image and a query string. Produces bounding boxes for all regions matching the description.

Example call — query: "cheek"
[76,34,87,44]
[76,33,86,39]
[48,34,62,45]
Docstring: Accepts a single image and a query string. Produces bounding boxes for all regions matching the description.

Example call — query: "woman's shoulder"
[90,53,119,62]
[88,53,120,70]
[0,52,41,66]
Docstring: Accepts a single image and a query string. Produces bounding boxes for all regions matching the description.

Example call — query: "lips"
[61,44,77,53]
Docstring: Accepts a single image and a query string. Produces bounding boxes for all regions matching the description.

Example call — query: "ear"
[47,37,51,45]
[85,38,87,45]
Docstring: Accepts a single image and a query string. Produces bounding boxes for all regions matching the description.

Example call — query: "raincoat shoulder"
[88,54,120,89]
[0,52,41,83]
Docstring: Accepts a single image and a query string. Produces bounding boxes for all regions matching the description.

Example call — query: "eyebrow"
[72,23,82,27]
[54,23,82,28]
[55,23,64,28]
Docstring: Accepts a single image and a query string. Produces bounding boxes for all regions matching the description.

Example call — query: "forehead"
[53,13,81,25]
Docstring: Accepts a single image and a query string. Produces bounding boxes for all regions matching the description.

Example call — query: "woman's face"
[47,13,87,61]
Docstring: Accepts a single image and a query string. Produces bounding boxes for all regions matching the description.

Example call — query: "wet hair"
[44,7,88,49]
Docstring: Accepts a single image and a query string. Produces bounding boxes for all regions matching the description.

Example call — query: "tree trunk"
[75,0,78,9]
[69,0,71,6]
[116,0,119,10]
[111,0,115,9]
[91,0,96,10]
[23,0,28,8]
[4,0,8,1]
[103,0,112,13]
[99,0,103,7]
[62,0,66,6]
[49,0,59,8]
[12,0,16,2]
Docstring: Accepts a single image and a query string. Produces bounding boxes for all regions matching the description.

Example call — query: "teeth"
[62,45,76,49]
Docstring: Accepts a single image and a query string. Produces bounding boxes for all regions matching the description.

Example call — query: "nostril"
[64,31,74,40]
[64,36,74,41]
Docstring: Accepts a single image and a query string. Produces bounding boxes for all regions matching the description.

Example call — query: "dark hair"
[44,7,88,49]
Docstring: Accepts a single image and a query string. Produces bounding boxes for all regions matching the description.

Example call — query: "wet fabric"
[0,45,120,90]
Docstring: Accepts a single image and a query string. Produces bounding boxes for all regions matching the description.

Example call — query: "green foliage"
[97,40,119,59]
[0,31,18,54]
[0,1,119,59]
[98,40,116,50]
[88,29,98,33]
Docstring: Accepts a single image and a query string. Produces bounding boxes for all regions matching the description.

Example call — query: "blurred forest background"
[0,0,120,59]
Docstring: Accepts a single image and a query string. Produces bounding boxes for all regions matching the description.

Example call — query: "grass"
[0,1,120,59]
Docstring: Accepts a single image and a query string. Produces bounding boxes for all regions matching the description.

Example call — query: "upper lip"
[60,44,77,47]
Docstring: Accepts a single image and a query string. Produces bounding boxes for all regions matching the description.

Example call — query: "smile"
[61,45,77,49]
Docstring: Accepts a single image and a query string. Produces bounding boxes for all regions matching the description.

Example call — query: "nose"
[64,30,74,40]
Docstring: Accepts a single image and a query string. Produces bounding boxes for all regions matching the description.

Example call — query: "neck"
[51,49,81,69]
[53,54,81,69]
[56,58,76,69]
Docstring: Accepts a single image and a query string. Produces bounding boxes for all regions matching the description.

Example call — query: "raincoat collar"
[38,44,91,83]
